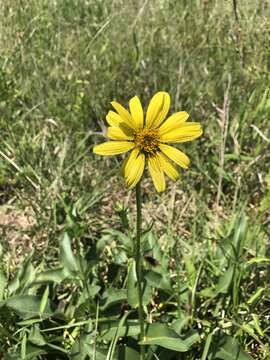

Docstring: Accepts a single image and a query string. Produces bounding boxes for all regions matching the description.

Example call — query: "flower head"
[93,92,202,192]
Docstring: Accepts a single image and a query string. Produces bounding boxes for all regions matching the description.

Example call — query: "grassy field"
[0,0,270,359]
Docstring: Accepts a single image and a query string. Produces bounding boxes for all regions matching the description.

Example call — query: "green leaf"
[199,287,216,298]
[125,265,153,306]
[39,286,49,314]
[126,265,155,309]
[145,271,162,287]
[100,319,140,341]
[201,332,214,360]
[4,344,46,359]
[100,288,127,311]
[153,348,181,360]
[142,281,152,306]
[8,251,35,295]
[3,295,54,319]
[246,257,270,266]
[232,215,248,258]
[171,317,191,335]
[215,266,234,294]
[183,255,196,287]
[118,345,140,360]
[113,248,128,265]
[127,261,138,308]
[0,268,6,300]
[106,311,130,360]
[70,334,95,360]
[21,333,27,359]
[17,319,42,327]
[251,314,264,337]
[208,334,254,360]
[143,232,169,270]
[28,325,46,346]
[74,286,100,317]
[35,268,68,284]
[97,229,130,253]
[140,323,200,352]
[106,229,131,247]
[247,287,265,305]
[77,285,101,307]
[59,232,78,275]
[145,270,171,291]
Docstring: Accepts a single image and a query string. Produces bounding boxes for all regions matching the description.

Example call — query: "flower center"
[134,128,159,154]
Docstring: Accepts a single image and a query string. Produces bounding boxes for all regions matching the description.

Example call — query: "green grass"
[0,0,270,359]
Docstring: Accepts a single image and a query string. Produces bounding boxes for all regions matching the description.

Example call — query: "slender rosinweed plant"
[93,91,202,359]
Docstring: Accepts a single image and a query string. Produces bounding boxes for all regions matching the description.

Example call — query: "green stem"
[135,182,145,360]
[75,237,92,314]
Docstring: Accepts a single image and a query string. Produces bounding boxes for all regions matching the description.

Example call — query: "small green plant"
[93,91,202,359]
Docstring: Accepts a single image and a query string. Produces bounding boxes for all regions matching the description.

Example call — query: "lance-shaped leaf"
[139,323,200,352]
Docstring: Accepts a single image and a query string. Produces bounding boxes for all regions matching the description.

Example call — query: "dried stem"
[213,75,231,208]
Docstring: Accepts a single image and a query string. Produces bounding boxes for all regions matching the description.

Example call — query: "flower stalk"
[135,181,145,360]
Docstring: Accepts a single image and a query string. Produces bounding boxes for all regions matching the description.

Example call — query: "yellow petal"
[107,127,134,140]
[158,112,189,134]
[148,155,166,192]
[129,96,144,129]
[159,144,190,169]
[146,92,170,128]
[123,148,145,188]
[123,148,140,176]
[156,152,179,181]
[106,111,122,127]
[93,141,135,155]
[159,122,202,143]
[111,101,135,129]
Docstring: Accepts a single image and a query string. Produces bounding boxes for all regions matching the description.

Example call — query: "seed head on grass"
[93,92,202,192]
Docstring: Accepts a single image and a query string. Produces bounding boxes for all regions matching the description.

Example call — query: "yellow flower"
[93,92,202,192]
